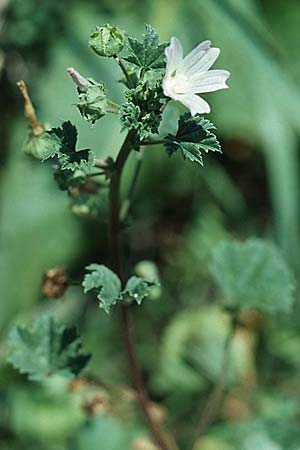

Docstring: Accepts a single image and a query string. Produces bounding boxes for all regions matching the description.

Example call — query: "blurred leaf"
[9,376,84,442]
[211,238,295,313]
[8,315,90,381]
[83,264,122,313]
[244,432,282,450]
[164,113,221,166]
[74,415,140,450]
[153,307,253,394]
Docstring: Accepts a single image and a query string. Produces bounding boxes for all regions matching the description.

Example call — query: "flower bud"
[23,133,47,160]
[67,67,91,92]
[89,24,126,57]
[76,81,108,123]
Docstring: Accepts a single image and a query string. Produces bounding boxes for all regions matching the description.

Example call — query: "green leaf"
[53,167,87,191]
[124,24,167,70]
[7,316,91,381]
[122,276,156,305]
[210,238,295,313]
[164,113,221,166]
[120,79,164,139]
[83,264,122,313]
[42,121,95,171]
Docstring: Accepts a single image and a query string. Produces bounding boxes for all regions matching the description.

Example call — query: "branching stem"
[108,131,173,450]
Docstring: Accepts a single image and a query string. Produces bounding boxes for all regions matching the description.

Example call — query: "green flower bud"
[23,132,47,160]
[89,24,126,57]
[76,80,108,124]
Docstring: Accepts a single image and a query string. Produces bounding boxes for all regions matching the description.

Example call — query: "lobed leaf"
[124,24,167,70]
[83,264,122,313]
[42,121,95,171]
[164,113,221,166]
[7,315,90,381]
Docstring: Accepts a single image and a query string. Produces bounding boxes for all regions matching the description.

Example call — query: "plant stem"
[89,171,106,177]
[194,314,238,440]
[120,150,144,221]
[108,131,173,450]
[141,139,166,146]
[113,55,134,88]
[17,80,45,136]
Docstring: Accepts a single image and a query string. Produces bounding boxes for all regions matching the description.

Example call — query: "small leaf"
[122,276,156,305]
[124,24,167,70]
[164,113,221,166]
[210,238,295,313]
[42,121,95,171]
[83,264,122,313]
[7,316,90,381]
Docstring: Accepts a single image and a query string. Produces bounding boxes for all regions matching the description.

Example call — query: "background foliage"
[1,0,300,449]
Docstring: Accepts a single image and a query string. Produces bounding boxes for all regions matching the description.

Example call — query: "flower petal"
[165,37,183,77]
[179,40,211,74]
[173,93,211,116]
[183,47,220,77]
[188,69,230,93]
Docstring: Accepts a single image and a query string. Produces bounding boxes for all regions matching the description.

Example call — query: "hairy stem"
[120,150,144,221]
[109,131,172,450]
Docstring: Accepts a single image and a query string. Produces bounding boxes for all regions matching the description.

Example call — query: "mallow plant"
[8,24,296,450]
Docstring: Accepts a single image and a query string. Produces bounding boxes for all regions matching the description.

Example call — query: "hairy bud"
[89,24,126,57]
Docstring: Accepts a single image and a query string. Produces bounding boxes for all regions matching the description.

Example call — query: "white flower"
[163,37,230,116]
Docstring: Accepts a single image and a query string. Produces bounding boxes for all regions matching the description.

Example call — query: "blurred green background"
[1,0,300,449]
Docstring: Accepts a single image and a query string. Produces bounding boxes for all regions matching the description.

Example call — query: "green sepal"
[76,80,109,124]
[23,131,47,160]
